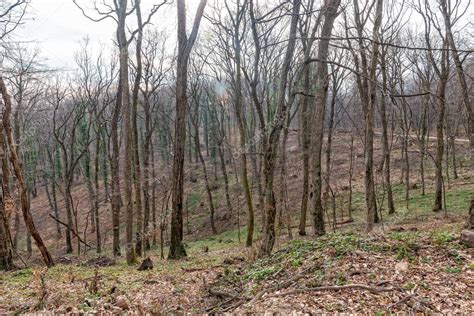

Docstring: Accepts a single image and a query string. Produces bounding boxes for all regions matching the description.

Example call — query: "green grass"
[186,191,201,209]
[186,227,248,256]
[347,182,472,227]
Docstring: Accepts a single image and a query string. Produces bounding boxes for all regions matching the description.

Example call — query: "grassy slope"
[1,182,472,313]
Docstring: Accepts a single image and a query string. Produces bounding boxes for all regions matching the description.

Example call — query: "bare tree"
[0,0,28,40]
[169,0,208,260]
[1,75,54,267]
[414,0,450,212]
[259,0,301,257]
[308,0,342,237]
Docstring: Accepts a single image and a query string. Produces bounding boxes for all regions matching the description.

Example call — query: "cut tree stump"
[460,230,474,248]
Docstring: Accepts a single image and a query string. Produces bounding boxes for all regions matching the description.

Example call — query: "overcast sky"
[13,0,474,71]
[15,0,199,70]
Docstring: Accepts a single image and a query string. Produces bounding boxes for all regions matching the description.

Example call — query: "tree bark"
[259,0,301,257]
[0,124,13,271]
[310,0,341,237]
[379,50,395,214]
[131,0,144,257]
[0,76,54,267]
[169,0,207,260]
[110,73,122,257]
[362,0,382,230]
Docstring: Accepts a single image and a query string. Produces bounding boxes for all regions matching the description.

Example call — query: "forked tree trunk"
[309,0,341,237]
[169,0,207,260]
[440,1,473,151]
[259,0,301,257]
[362,0,382,230]
[115,0,136,265]
[235,0,255,246]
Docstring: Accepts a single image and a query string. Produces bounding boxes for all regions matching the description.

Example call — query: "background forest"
[0,0,473,313]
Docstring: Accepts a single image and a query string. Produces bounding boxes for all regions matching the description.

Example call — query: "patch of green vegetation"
[245,265,279,281]
[395,244,415,261]
[285,239,316,266]
[430,230,456,246]
[448,250,463,263]
[469,262,474,271]
[399,186,471,216]
[403,282,416,291]
[186,191,201,209]
[314,269,325,280]
[287,239,316,254]
[186,227,250,256]
[388,231,420,242]
[387,231,421,261]
[444,266,461,274]
[335,272,347,285]
[291,258,302,268]
[7,268,33,284]
[317,232,365,257]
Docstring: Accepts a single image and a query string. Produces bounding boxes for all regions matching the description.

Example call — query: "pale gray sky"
[15,0,201,70]
[17,0,116,69]
[14,0,473,71]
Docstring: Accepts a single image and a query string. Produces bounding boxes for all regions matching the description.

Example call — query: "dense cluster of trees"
[0,0,472,269]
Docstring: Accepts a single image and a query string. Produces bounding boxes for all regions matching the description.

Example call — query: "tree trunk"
[0,76,54,267]
[259,0,301,257]
[110,74,122,257]
[93,131,101,253]
[116,0,136,265]
[379,51,395,214]
[433,77,448,212]
[193,102,217,234]
[299,62,311,236]
[310,0,341,237]
[363,0,382,230]
[467,196,474,230]
[0,125,13,271]
[234,0,255,247]
[142,103,152,251]
[132,0,144,257]
[440,1,473,151]
[43,172,61,239]
[169,0,207,260]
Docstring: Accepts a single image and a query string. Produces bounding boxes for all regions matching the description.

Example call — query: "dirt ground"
[1,130,473,313]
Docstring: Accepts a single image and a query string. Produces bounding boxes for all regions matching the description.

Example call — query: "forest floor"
[1,131,473,313]
[1,182,473,314]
